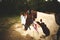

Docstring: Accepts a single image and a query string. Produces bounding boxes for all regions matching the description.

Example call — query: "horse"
[23,10,60,40]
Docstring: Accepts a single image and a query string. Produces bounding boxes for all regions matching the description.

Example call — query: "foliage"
[0,0,60,15]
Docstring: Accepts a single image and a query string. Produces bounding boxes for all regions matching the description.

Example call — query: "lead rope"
[33,22,39,34]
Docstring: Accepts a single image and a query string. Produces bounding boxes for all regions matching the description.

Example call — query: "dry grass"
[0,16,36,40]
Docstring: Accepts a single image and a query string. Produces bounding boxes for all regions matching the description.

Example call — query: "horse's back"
[35,11,59,35]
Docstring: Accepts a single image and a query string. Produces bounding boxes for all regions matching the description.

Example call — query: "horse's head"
[24,10,37,30]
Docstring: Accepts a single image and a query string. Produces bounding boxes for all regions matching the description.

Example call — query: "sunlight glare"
[45,0,48,1]
[58,0,60,2]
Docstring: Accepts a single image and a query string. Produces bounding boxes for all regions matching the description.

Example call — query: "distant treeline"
[0,0,60,16]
